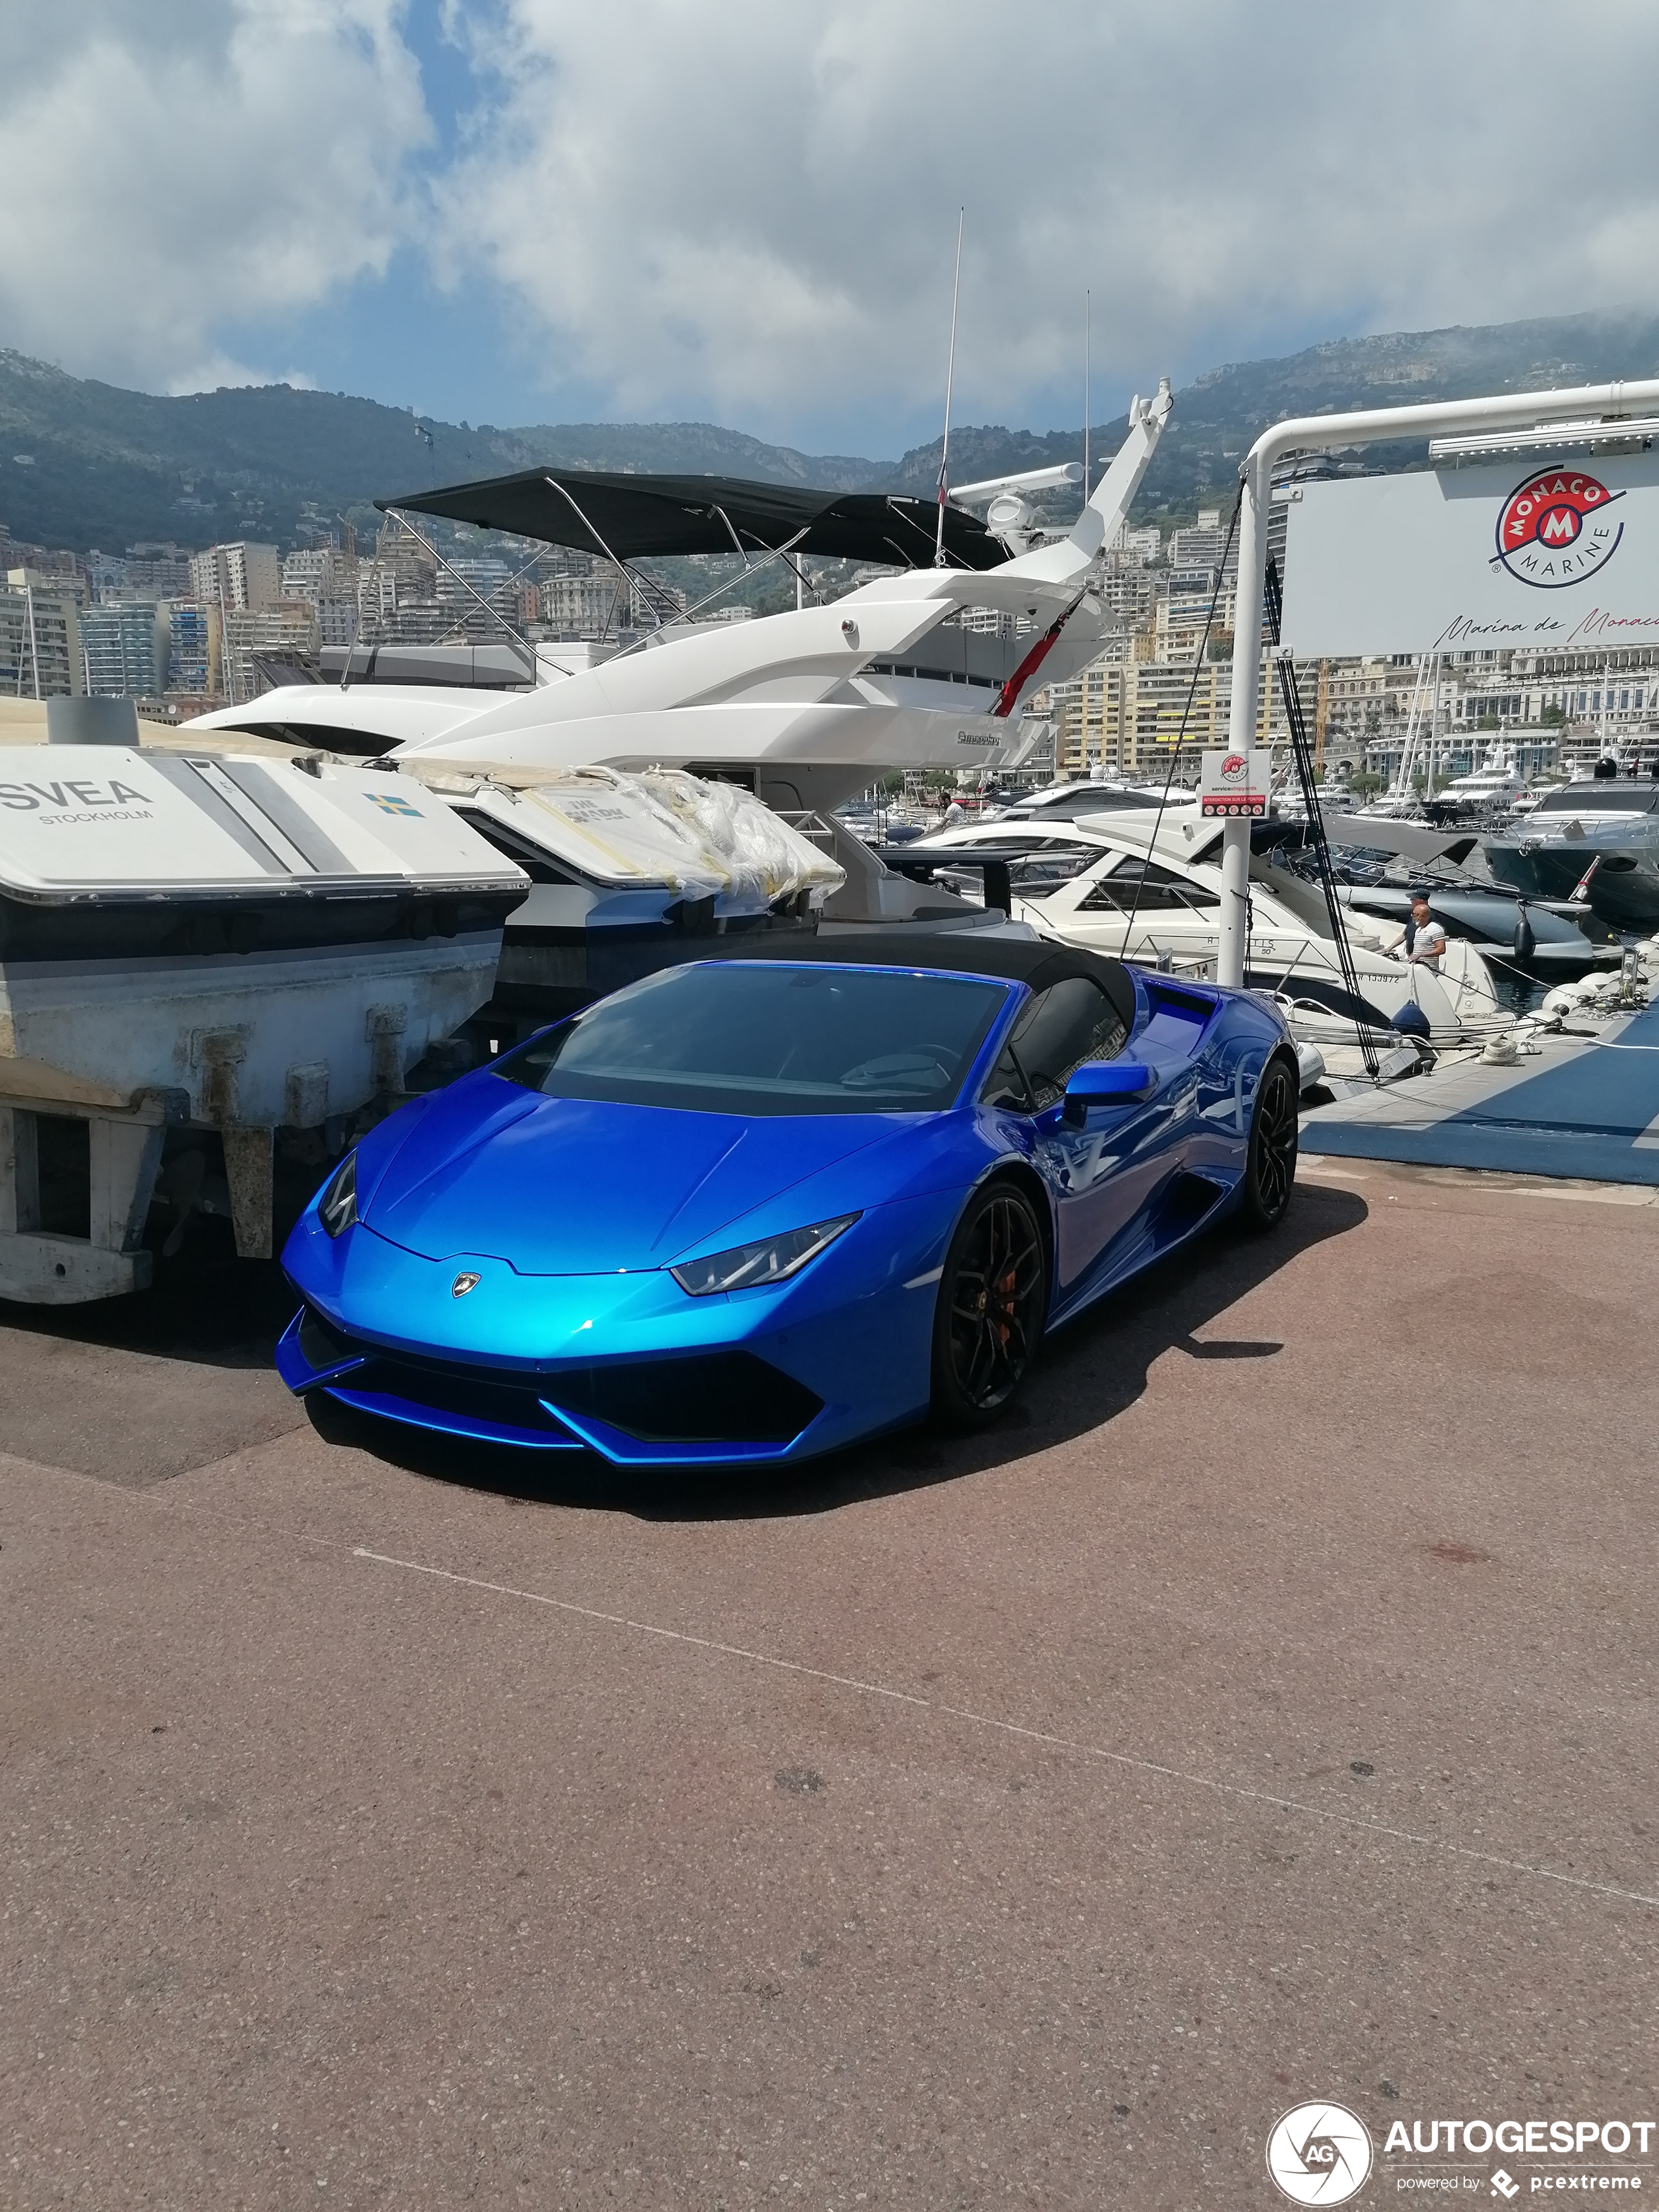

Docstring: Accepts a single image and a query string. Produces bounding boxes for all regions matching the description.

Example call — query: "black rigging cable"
[1123,487,1244,942]
[1263,555,1381,1079]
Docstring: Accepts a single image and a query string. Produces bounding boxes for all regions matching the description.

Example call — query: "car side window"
[980,978,1128,1114]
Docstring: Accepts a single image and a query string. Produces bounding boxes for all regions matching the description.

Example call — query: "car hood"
[362,1075,905,1274]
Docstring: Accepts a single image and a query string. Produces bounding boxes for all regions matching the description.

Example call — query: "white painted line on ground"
[1504,1183,1659,1205]
[353,1545,1659,1912]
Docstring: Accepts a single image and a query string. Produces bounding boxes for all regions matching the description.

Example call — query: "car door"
[980,976,1172,1295]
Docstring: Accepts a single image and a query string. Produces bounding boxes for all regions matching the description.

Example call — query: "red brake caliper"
[994,1215,1017,1346]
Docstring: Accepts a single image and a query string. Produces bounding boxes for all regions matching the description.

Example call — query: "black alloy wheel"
[1242,1052,1299,1230]
[931,1181,1048,1430]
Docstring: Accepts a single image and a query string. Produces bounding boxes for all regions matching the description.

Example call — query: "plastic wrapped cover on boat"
[406,761,846,916]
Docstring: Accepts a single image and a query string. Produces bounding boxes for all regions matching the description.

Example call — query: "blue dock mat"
[1303,998,1659,1185]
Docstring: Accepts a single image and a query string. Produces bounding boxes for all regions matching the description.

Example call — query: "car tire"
[1241,1050,1299,1231]
[931,1179,1049,1431]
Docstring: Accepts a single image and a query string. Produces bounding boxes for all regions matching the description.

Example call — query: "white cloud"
[0,0,429,393]
[168,355,318,394]
[7,1,1659,440]
[431,0,1659,436]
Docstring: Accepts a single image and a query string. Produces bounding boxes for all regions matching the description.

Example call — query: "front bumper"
[278,1193,959,1465]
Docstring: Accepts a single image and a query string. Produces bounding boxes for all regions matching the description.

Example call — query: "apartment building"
[163,600,213,697]
[538,571,625,635]
[127,543,196,598]
[81,600,167,697]
[223,604,316,702]
[188,541,280,614]
[1167,508,1236,574]
[0,569,83,696]
[1110,523,1162,565]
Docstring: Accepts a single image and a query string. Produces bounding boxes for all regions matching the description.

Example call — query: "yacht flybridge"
[185,385,1174,817]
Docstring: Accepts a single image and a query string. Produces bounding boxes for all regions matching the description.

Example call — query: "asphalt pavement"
[1,1159,1654,2210]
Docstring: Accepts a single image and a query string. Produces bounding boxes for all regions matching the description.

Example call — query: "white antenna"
[1084,289,1091,504]
[934,207,964,567]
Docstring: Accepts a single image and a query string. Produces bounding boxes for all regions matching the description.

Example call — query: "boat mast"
[934,209,964,568]
[23,580,39,701]
[1396,652,1428,795]
[1084,289,1091,505]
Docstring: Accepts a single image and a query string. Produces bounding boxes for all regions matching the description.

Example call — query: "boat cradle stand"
[0,1063,274,1305]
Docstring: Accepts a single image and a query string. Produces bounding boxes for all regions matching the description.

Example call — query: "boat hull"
[0,929,505,1129]
[1485,839,1659,931]
[0,931,506,1304]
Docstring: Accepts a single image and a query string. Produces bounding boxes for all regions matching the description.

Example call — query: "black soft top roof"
[378,468,1008,571]
[711,930,1140,1034]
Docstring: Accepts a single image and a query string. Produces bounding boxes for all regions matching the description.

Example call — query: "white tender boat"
[0,743,526,1302]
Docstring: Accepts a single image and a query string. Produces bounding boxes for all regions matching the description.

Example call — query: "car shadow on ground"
[0,1240,298,1372]
[303,1181,1368,1521]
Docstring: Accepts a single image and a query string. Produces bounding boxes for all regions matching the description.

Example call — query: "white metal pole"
[1217,453,1268,987]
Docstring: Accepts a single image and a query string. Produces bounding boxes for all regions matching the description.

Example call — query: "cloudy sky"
[2,0,1655,455]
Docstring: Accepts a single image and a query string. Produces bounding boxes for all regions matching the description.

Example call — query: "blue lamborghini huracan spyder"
[277,937,1298,1465]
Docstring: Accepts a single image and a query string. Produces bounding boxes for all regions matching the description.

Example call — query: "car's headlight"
[318,1151,358,1238]
[670,1213,859,1296]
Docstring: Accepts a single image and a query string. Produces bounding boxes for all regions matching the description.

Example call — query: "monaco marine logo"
[1494,466,1625,588]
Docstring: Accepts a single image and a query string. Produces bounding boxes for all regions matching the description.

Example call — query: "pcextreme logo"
[1268,2102,1375,2205]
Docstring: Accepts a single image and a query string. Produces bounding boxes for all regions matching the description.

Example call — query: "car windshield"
[495,961,1011,1116]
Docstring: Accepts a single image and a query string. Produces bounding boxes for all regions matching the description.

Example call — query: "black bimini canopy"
[378,468,1009,572]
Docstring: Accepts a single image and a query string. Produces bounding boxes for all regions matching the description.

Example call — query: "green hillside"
[3,306,1658,556]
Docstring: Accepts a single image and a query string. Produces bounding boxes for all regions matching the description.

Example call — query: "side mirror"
[1062,1060,1154,1123]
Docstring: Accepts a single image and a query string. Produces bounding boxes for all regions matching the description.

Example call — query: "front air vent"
[543,1352,822,1446]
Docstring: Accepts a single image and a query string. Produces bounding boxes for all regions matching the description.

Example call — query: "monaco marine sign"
[1495,467,1624,586]
[1280,449,1659,656]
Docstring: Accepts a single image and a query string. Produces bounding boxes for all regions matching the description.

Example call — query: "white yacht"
[881,798,1501,1040]
[1433,743,1526,814]
[185,387,1175,824]
[1485,773,1659,931]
